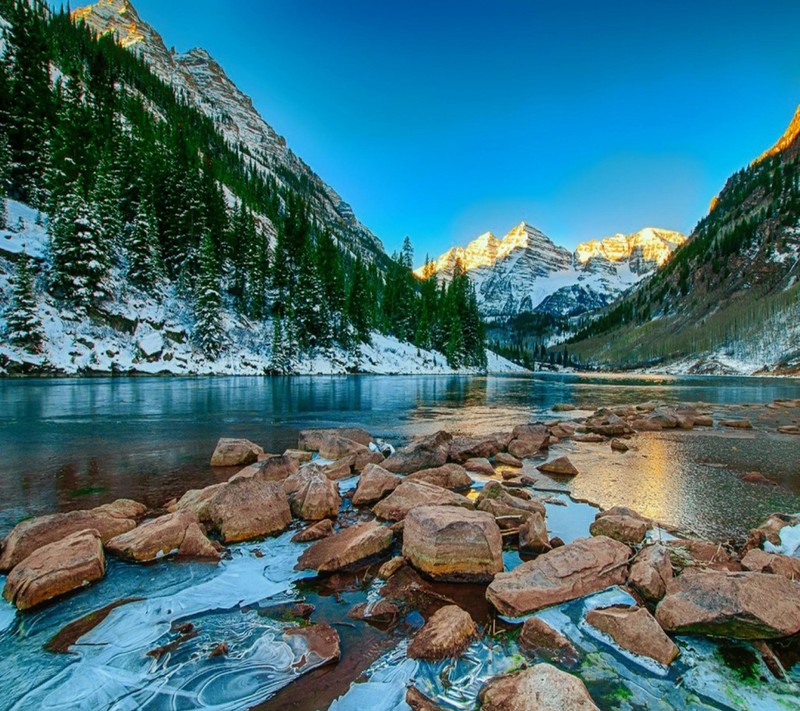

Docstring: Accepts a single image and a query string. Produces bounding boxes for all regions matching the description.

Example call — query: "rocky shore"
[2,398,800,708]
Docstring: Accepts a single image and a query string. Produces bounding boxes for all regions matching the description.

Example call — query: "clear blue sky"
[81,1,800,257]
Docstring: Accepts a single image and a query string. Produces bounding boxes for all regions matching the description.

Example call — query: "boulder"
[406,463,472,490]
[292,519,334,543]
[373,480,473,522]
[585,413,632,437]
[741,549,800,580]
[595,506,651,524]
[479,664,599,711]
[106,510,218,562]
[283,449,313,464]
[610,439,629,452]
[298,427,373,451]
[536,456,579,477]
[574,433,607,443]
[319,435,382,471]
[296,522,393,572]
[448,435,505,463]
[0,509,138,571]
[407,604,478,660]
[508,425,549,459]
[656,570,800,638]
[283,467,341,520]
[477,481,545,528]
[463,458,495,477]
[519,512,551,554]
[91,499,147,521]
[382,431,453,474]
[406,686,443,711]
[206,478,292,543]
[347,599,400,626]
[403,506,503,582]
[352,463,401,505]
[172,483,226,521]
[667,539,734,571]
[321,457,356,480]
[378,556,406,579]
[231,454,299,482]
[586,605,679,665]
[693,415,714,427]
[589,514,648,545]
[519,616,579,667]
[3,529,105,610]
[630,419,663,432]
[210,437,263,467]
[486,536,632,617]
[628,543,672,602]
[552,403,576,412]
[283,623,341,665]
[494,452,523,468]
[720,419,753,429]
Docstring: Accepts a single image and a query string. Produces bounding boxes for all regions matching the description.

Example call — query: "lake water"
[2,372,800,710]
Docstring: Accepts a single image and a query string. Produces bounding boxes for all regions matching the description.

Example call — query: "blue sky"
[82,1,800,257]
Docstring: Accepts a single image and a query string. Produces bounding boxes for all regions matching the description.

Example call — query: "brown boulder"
[486,536,632,617]
[519,512,551,554]
[403,506,503,582]
[586,605,679,665]
[283,467,341,520]
[494,452,523,468]
[283,623,341,665]
[595,506,651,524]
[296,522,393,572]
[720,419,753,429]
[172,483,226,521]
[383,431,453,474]
[373,480,473,522]
[210,437,263,467]
[448,435,505,463]
[231,454,299,482]
[477,481,545,528]
[283,448,313,464]
[206,478,292,543]
[106,510,218,562]
[463,458,495,477]
[407,604,478,660]
[92,499,147,521]
[0,509,137,571]
[574,433,607,442]
[656,570,800,638]
[740,549,800,581]
[479,664,598,711]
[378,556,406,579]
[352,463,401,505]
[628,543,672,602]
[292,519,334,543]
[298,427,373,451]
[667,539,734,571]
[406,686,443,711]
[3,529,105,610]
[321,457,356,480]
[589,514,648,545]
[610,439,629,452]
[536,456,579,477]
[508,425,549,459]
[519,616,579,666]
[347,599,400,626]
[319,435,382,472]
[406,463,472,490]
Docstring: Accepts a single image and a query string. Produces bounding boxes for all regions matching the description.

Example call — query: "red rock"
[403,506,503,582]
[378,556,406,579]
[231,454,299,482]
[610,439,629,452]
[373,480,473,522]
[3,529,105,610]
[92,499,147,521]
[448,435,505,463]
[206,478,292,543]
[740,472,778,486]
[292,519,334,543]
[210,437,263,467]
[106,510,217,562]
[508,425,549,459]
[656,570,800,638]
[319,435,382,471]
[347,599,400,626]
[486,536,632,617]
[573,433,607,442]
[494,452,523,468]
[283,623,340,665]
[479,664,599,711]
[536,456,579,477]
[720,419,753,429]
[463,457,495,477]
[406,686,442,711]
[296,522,393,572]
[741,549,800,581]
[589,515,648,545]
[586,605,678,665]
[352,463,401,505]
[407,604,478,660]
[298,428,373,450]
[519,512,551,554]
[383,431,453,474]
[172,483,226,521]
[283,467,341,520]
[519,617,579,667]
[628,543,672,602]
[406,463,472,490]
[283,449,313,464]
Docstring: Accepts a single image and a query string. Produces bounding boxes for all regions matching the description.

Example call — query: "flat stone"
[407,604,478,660]
[586,605,679,665]
[206,478,292,543]
[486,536,632,617]
[210,437,263,467]
[403,506,503,582]
[373,480,473,522]
[406,463,472,490]
[494,452,523,468]
[296,522,393,572]
[283,449,313,464]
[352,463,401,505]
[720,419,753,429]
[463,458,495,477]
[479,664,599,711]
[3,529,105,610]
[656,570,800,638]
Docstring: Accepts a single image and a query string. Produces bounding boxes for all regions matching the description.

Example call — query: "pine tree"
[0,132,11,229]
[347,256,372,343]
[6,250,43,353]
[194,231,223,358]
[268,315,291,374]
[127,194,163,289]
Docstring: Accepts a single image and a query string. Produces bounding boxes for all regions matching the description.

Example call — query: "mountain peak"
[753,103,800,165]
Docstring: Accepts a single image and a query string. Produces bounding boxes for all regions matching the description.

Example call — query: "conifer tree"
[347,256,372,343]
[6,250,43,353]
[0,132,11,229]
[268,315,291,374]
[193,231,223,358]
[127,194,163,289]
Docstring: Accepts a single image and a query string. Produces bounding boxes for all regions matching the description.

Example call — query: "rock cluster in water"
[2,398,800,708]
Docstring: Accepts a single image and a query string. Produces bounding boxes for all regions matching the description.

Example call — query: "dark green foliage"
[194,231,223,357]
[6,251,43,352]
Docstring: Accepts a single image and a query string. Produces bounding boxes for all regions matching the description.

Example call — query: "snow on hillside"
[0,200,526,377]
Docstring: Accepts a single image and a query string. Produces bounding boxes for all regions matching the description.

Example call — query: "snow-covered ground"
[0,200,527,377]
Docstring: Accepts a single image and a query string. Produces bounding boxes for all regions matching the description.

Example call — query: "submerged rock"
[407,463,472,490]
[586,605,679,665]
[589,514,648,545]
[106,510,218,562]
[519,616,580,667]
[372,480,473,521]
[536,456,579,477]
[383,431,453,474]
[719,419,752,429]
[628,543,673,602]
[283,623,341,665]
[403,505,503,582]
[486,536,632,617]
[656,570,800,638]
[407,604,478,660]
[406,686,443,711]
[0,506,139,571]
[296,522,393,572]
[210,437,263,467]
[352,463,401,505]
[479,663,599,710]
[3,529,105,610]
[206,478,292,543]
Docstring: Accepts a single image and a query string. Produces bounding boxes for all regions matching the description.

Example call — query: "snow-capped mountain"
[72,0,386,264]
[417,223,685,320]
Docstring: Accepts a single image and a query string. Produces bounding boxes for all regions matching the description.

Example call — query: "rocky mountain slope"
[417,223,685,320]
[72,0,386,265]
[568,104,800,375]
